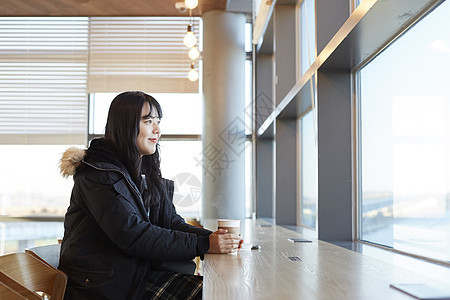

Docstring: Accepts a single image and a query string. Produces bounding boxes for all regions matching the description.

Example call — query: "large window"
[0,16,254,253]
[0,16,205,254]
[0,17,89,254]
[88,17,200,94]
[0,17,89,144]
[358,1,450,262]
[0,145,77,254]
[0,145,81,217]
[299,110,317,228]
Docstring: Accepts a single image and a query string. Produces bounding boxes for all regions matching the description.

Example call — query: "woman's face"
[137,102,161,156]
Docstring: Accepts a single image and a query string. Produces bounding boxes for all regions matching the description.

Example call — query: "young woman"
[59,91,242,299]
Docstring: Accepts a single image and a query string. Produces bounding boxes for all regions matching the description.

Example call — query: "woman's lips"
[149,138,158,143]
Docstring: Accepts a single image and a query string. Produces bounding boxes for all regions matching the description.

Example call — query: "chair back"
[0,252,67,300]
[0,281,27,300]
[25,243,61,269]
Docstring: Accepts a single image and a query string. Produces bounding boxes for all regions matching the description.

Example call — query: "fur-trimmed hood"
[59,147,86,177]
[59,139,128,178]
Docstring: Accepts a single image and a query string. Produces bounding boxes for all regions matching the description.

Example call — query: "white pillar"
[201,11,246,220]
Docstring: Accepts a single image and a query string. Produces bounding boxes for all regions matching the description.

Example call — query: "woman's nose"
[153,122,160,134]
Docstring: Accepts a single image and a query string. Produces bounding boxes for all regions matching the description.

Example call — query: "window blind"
[0,17,89,145]
[88,17,200,94]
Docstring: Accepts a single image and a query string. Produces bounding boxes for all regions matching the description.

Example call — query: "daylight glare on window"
[300,0,315,76]
[300,111,317,229]
[358,1,450,262]
[90,93,202,135]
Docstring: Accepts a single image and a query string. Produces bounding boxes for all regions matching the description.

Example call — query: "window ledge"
[280,224,450,284]
[331,241,450,284]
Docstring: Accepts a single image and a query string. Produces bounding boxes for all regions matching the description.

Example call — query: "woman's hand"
[207,229,244,254]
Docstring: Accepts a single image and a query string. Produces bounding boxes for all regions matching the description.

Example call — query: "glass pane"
[245,60,253,135]
[0,145,82,217]
[300,0,316,75]
[358,0,450,261]
[245,140,253,218]
[300,111,317,228]
[155,93,202,134]
[89,93,202,135]
[245,23,253,53]
[89,93,114,135]
[0,222,64,255]
[159,140,202,219]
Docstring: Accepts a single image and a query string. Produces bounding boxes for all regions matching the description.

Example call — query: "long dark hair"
[104,91,165,208]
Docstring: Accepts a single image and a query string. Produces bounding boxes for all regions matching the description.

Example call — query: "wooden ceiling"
[0,0,228,17]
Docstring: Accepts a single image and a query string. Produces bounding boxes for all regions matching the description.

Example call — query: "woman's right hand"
[207,229,243,254]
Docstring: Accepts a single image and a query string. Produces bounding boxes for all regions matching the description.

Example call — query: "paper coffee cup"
[217,219,241,234]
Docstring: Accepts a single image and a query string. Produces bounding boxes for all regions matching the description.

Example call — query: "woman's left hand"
[207,229,244,254]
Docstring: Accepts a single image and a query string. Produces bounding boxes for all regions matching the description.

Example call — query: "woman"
[59,91,242,299]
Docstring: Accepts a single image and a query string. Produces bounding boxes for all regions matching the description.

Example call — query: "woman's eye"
[144,118,160,125]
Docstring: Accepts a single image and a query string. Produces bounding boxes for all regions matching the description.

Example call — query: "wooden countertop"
[202,219,449,300]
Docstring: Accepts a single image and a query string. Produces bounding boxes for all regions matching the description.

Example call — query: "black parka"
[58,139,211,300]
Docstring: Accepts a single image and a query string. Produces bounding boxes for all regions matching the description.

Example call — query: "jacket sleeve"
[170,212,213,236]
[74,171,203,261]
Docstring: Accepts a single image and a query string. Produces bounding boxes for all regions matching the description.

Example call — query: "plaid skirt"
[143,270,203,300]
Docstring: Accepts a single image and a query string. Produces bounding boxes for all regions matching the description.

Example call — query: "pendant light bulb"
[188,47,200,60]
[183,25,197,48]
[188,63,199,81]
[185,0,198,9]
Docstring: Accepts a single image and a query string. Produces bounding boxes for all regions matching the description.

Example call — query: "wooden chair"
[0,281,27,300]
[25,243,61,270]
[0,271,41,300]
[0,252,67,300]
